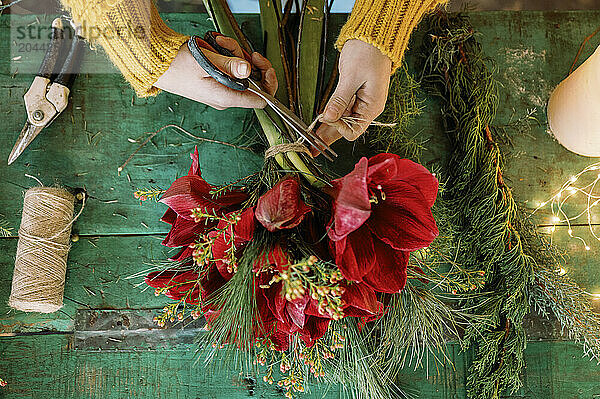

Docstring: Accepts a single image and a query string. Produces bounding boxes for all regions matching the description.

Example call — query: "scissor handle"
[37,18,66,80]
[54,32,85,90]
[203,31,262,82]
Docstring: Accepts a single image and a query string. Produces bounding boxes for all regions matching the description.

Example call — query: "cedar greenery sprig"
[370,63,426,158]
[420,11,534,398]
[268,257,346,320]
[133,188,166,202]
[522,220,600,363]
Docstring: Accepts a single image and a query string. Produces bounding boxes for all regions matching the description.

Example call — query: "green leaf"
[201,0,253,54]
[296,0,325,125]
[258,0,292,107]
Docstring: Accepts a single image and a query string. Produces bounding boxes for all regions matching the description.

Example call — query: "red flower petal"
[144,270,180,288]
[300,316,330,347]
[367,154,439,208]
[329,158,371,241]
[215,190,250,209]
[209,230,236,280]
[362,241,409,293]
[161,208,177,225]
[185,286,201,305]
[162,216,215,248]
[304,297,328,318]
[367,180,438,252]
[235,208,256,242]
[333,225,376,282]
[145,270,199,299]
[170,245,194,261]
[188,146,201,176]
[270,328,291,351]
[342,283,382,317]
[257,271,287,323]
[160,175,217,220]
[254,244,290,273]
[286,294,310,329]
[255,177,311,232]
[211,208,256,279]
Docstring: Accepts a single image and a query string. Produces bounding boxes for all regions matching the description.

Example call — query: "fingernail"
[237,62,249,77]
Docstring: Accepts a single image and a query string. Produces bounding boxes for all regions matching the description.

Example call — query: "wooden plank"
[1,335,599,398]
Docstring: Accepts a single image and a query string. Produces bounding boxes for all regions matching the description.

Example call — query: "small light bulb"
[585,245,591,251]
[568,229,573,236]
[568,187,577,194]
[551,216,560,223]
[570,176,578,183]
[558,268,567,276]
[540,201,547,207]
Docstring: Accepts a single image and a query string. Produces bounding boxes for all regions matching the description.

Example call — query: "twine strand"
[265,142,311,158]
[265,113,396,158]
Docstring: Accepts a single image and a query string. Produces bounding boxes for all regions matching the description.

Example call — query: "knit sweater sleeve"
[60,0,189,97]
[336,0,448,71]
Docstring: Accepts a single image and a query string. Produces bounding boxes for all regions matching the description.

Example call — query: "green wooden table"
[1,10,600,399]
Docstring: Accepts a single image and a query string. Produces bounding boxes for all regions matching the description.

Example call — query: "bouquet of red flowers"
[141,144,438,391]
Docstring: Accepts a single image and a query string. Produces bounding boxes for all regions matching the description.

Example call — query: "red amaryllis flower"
[159,147,248,258]
[341,282,384,320]
[328,153,438,294]
[254,244,331,351]
[255,176,311,232]
[253,245,383,350]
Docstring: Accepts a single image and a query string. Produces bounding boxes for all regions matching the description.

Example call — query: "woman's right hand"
[154,35,278,110]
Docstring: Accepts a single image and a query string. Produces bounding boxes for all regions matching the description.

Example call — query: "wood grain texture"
[0,335,599,398]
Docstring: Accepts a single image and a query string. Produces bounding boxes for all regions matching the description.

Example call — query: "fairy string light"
[532,162,600,251]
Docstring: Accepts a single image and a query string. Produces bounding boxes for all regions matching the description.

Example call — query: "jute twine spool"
[8,187,77,313]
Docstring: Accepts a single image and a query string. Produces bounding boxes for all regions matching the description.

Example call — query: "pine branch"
[421,12,534,398]
[323,320,406,399]
[368,63,426,159]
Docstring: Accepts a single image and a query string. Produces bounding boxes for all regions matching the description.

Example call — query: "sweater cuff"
[335,0,448,72]
[62,0,189,97]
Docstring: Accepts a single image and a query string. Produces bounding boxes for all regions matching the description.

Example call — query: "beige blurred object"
[547,44,600,157]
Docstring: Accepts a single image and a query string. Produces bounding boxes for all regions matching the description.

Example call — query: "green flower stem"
[203,0,318,187]
[255,109,317,186]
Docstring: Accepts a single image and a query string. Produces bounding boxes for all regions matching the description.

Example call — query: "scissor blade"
[247,81,337,158]
[8,122,44,165]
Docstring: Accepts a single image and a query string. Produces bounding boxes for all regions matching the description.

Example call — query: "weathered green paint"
[0,335,598,398]
[0,10,600,399]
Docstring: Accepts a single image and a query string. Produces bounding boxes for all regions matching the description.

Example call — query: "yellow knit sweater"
[337,0,448,71]
[60,0,446,97]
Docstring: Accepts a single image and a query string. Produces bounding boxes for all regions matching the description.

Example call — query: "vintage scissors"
[188,31,338,161]
[8,18,85,165]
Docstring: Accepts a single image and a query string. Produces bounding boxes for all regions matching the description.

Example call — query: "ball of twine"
[8,187,77,313]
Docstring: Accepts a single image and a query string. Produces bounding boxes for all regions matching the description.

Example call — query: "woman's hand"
[154,35,278,110]
[313,39,392,155]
